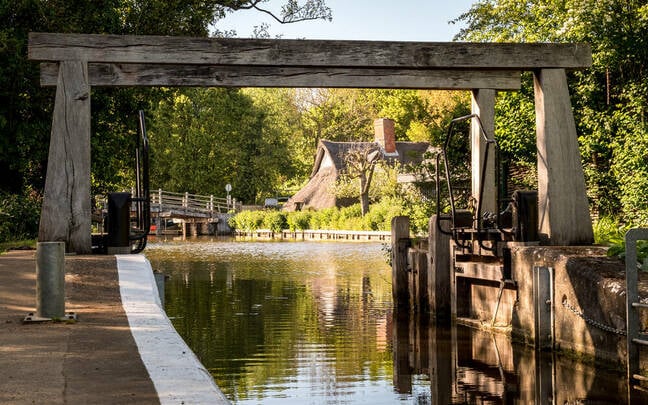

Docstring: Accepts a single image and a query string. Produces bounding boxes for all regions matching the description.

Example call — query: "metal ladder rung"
[632,338,648,346]
[632,302,648,309]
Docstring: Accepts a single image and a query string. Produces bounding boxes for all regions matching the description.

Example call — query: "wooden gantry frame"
[28,32,593,253]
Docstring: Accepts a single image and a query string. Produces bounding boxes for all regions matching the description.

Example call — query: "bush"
[593,216,648,271]
[286,211,311,231]
[0,191,41,243]
[227,197,432,235]
[228,210,265,231]
[263,211,287,233]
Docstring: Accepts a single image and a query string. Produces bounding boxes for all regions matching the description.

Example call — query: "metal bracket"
[23,312,78,323]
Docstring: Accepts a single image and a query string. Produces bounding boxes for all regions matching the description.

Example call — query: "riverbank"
[233,228,391,242]
[0,249,228,404]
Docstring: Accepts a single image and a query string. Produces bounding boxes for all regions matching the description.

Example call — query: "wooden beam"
[471,89,497,215]
[534,68,593,245]
[29,32,592,70]
[38,61,92,254]
[40,62,521,90]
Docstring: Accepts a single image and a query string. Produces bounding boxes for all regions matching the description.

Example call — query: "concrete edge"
[115,254,230,405]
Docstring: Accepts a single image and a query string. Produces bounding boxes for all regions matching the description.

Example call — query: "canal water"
[145,237,639,404]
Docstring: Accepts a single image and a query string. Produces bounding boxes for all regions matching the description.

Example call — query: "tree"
[0,0,332,240]
[336,144,381,216]
[148,87,299,204]
[454,0,648,225]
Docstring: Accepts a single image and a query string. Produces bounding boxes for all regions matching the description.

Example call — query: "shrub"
[287,211,311,231]
[0,191,41,243]
[229,210,265,231]
[263,211,287,233]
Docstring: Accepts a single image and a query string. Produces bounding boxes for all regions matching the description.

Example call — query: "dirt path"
[0,250,159,404]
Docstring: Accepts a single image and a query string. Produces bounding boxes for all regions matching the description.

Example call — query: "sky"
[216,0,476,42]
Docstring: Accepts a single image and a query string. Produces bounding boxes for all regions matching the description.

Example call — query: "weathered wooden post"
[534,68,594,245]
[428,215,452,323]
[411,246,429,313]
[391,216,410,309]
[37,61,91,254]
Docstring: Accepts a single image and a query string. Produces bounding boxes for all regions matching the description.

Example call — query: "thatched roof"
[284,139,432,212]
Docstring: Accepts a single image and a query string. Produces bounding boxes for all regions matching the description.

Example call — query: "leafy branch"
[227,0,332,24]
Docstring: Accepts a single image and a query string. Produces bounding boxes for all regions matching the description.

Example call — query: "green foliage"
[0,239,37,254]
[148,88,298,204]
[228,210,265,232]
[229,193,431,234]
[455,0,648,224]
[286,211,311,231]
[0,190,41,243]
[0,1,332,241]
[262,211,287,233]
[593,216,648,271]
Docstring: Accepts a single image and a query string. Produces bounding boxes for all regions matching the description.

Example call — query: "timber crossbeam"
[29,32,591,69]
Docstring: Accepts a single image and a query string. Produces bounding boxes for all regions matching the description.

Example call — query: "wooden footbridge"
[148,189,241,236]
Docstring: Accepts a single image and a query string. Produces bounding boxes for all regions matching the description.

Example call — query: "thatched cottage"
[284,118,432,211]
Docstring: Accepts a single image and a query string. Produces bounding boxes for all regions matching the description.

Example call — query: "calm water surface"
[145,237,640,404]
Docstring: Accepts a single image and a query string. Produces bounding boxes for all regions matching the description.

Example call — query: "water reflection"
[146,237,642,404]
[393,309,647,404]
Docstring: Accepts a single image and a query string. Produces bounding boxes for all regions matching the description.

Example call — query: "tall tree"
[454,0,648,224]
[0,0,332,239]
[148,88,297,204]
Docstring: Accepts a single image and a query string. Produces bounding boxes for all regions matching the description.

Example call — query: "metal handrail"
[436,114,501,252]
[626,228,648,399]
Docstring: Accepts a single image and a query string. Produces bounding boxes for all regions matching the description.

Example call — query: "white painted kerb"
[115,254,229,404]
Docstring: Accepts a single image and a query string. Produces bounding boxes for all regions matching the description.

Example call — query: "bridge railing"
[149,189,239,215]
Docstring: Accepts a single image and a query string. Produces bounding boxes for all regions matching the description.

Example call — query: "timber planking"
[29,32,591,70]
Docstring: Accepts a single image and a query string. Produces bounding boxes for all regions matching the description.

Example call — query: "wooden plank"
[29,32,592,69]
[38,61,92,254]
[40,62,522,90]
[533,68,593,245]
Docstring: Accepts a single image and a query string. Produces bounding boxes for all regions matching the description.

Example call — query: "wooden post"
[471,89,497,215]
[428,215,451,323]
[533,68,593,245]
[38,61,91,254]
[391,216,410,309]
[415,249,429,313]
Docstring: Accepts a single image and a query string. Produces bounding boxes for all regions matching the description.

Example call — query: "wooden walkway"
[150,189,240,219]
[147,189,239,236]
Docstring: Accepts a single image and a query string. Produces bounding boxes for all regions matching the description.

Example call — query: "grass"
[0,239,37,254]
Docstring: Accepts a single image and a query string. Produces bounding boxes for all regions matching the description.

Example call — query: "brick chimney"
[373,118,397,154]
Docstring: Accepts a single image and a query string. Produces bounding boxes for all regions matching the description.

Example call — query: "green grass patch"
[0,239,36,254]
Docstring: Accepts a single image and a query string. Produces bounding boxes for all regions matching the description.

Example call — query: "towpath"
[0,249,227,404]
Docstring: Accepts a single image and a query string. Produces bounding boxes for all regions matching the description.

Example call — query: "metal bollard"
[36,241,65,319]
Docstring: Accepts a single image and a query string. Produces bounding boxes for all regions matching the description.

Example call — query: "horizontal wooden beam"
[40,62,521,90]
[29,32,591,70]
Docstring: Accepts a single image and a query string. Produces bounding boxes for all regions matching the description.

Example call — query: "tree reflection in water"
[146,237,644,404]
